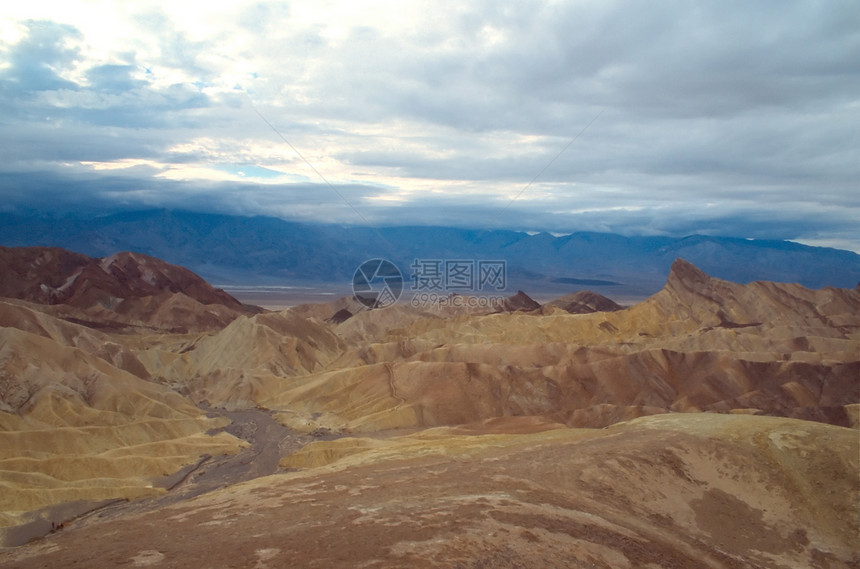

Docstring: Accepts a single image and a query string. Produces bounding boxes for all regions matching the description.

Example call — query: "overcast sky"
[1,1,858,250]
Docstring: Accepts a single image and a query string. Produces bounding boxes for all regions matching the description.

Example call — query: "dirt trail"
[23,407,338,542]
[174,406,315,494]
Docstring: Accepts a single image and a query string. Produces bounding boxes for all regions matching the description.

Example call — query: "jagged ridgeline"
[0,247,857,567]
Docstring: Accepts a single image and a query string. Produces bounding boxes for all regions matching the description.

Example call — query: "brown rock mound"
[139,310,344,409]
[657,257,860,329]
[327,308,353,324]
[0,246,259,332]
[498,290,541,312]
[547,290,623,313]
[289,295,367,321]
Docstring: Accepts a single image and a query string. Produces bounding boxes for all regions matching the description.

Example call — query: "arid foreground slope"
[0,247,858,567]
[3,414,859,569]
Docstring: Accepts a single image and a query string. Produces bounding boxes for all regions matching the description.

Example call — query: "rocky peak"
[0,247,245,310]
[548,290,623,314]
[0,246,259,331]
[650,257,860,330]
[665,258,713,296]
[499,290,541,312]
[327,308,353,324]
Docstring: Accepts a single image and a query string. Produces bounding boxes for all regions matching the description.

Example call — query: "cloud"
[85,64,147,94]
[0,19,82,93]
[0,1,857,251]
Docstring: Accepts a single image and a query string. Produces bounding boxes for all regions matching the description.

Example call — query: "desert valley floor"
[0,246,857,568]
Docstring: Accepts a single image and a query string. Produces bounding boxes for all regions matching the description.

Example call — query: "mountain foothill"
[0,245,857,568]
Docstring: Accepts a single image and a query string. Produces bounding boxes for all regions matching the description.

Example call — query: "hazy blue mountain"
[1,209,858,295]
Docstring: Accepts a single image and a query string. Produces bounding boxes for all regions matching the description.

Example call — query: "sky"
[1,1,858,251]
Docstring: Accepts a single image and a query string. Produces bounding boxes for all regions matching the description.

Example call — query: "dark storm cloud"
[328,3,857,178]
[0,165,392,222]
[0,1,858,250]
[380,2,859,127]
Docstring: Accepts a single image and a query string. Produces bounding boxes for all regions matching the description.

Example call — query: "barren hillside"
[138,258,858,431]
[0,247,857,566]
[0,246,259,332]
[2,414,857,568]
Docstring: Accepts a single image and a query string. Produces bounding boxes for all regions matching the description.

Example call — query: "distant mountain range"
[1,209,858,295]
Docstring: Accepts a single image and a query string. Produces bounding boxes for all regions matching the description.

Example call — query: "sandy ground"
[1,414,856,569]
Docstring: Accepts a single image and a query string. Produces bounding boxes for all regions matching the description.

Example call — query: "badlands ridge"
[0,246,857,567]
